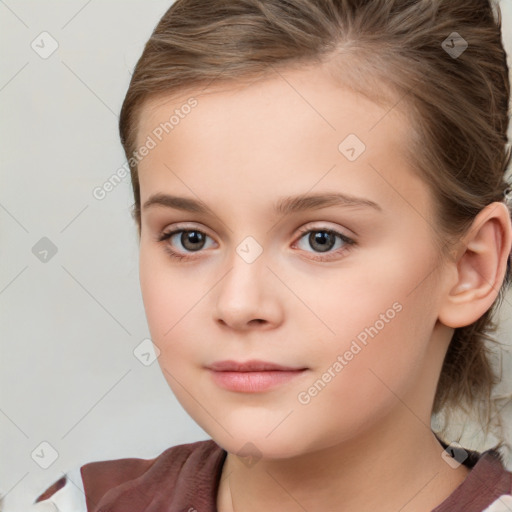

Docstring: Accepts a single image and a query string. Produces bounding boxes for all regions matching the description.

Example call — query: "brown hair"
[119,0,512,444]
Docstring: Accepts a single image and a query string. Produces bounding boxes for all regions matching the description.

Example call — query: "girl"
[31,0,512,510]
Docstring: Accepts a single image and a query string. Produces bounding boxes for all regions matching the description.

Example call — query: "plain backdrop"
[1,1,511,509]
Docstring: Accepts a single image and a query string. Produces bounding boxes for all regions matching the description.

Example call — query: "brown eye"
[179,230,207,251]
[157,228,215,260]
[294,227,356,261]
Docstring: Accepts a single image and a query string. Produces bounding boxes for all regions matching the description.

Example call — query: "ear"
[438,202,512,329]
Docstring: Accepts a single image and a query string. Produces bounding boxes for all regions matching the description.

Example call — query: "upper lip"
[207,359,307,372]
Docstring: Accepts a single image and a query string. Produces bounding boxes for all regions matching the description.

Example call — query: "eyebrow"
[142,192,382,216]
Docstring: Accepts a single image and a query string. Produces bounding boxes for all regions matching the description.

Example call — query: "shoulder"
[479,451,512,511]
[435,448,512,512]
[30,439,225,512]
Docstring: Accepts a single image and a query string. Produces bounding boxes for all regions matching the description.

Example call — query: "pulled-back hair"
[119,0,512,445]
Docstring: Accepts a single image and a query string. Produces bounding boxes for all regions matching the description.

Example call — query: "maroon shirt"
[34,439,512,511]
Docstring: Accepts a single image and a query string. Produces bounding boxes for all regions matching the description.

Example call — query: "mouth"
[206,359,309,393]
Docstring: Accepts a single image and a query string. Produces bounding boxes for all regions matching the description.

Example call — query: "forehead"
[136,62,407,145]
[134,64,433,222]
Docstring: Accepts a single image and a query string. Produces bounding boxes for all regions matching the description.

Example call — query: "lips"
[206,360,308,392]
[207,359,307,372]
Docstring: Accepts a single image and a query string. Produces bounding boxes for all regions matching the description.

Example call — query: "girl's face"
[136,63,454,458]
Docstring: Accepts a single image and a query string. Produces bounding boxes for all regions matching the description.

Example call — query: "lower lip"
[208,369,307,392]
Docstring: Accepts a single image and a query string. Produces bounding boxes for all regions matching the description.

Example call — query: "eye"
[293,226,356,261]
[157,227,215,261]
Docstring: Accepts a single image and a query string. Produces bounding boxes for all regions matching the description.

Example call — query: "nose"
[213,248,283,331]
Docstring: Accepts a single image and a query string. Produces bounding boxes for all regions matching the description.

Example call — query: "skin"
[134,61,512,511]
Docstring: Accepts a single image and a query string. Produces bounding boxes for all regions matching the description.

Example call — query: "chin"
[199,418,319,460]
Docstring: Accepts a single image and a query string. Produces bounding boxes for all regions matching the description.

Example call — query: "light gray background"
[1,1,511,509]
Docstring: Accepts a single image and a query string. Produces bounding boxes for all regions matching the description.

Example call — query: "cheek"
[294,241,440,403]
[139,252,218,434]
[139,261,206,415]
[289,238,437,355]
[285,287,436,452]
[139,248,201,353]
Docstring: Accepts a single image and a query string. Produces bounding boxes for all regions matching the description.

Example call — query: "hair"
[119,0,512,446]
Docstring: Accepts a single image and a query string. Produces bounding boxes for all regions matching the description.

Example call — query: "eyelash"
[156,225,356,262]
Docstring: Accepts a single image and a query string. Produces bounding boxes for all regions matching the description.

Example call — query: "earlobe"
[438,202,512,329]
